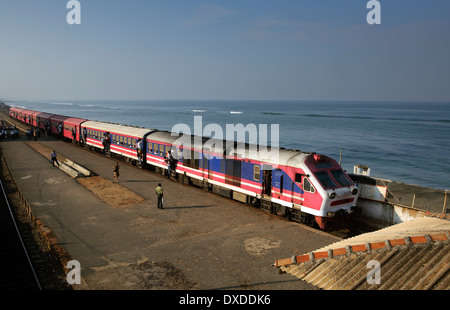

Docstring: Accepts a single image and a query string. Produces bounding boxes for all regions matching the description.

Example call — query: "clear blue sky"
[1,0,449,102]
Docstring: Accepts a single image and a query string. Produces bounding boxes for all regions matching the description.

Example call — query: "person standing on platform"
[155,183,164,209]
[113,162,120,183]
[50,150,60,167]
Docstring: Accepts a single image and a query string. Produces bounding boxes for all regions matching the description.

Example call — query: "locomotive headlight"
[352,188,359,195]
[329,192,336,199]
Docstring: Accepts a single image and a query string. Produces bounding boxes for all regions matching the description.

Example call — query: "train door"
[262,165,272,196]
[208,157,213,179]
[301,175,317,209]
[293,172,305,205]
[272,170,284,200]
[203,147,213,179]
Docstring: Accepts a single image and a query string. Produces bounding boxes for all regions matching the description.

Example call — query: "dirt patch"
[26,141,67,162]
[77,176,144,208]
[244,237,281,256]
[132,260,197,290]
[86,259,198,290]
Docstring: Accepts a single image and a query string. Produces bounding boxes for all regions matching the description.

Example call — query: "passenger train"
[8,106,359,231]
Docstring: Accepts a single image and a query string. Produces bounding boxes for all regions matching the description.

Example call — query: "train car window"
[303,178,315,193]
[119,136,124,145]
[330,169,353,186]
[295,173,302,183]
[253,165,261,181]
[184,148,191,165]
[193,151,200,169]
[159,144,165,156]
[225,158,241,186]
[219,156,225,173]
[148,143,153,153]
[154,144,158,154]
[315,171,337,189]
[183,148,201,169]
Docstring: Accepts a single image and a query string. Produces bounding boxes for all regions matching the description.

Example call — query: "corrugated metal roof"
[275,221,450,290]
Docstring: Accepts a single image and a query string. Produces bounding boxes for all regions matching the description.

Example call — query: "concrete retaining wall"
[349,173,449,230]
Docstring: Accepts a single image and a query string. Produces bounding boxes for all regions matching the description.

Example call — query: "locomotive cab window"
[303,178,315,193]
[295,173,302,183]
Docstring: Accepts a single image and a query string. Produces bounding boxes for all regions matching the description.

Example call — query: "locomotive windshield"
[315,171,336,189]
[315,169,353,189]
[330,169,353,186]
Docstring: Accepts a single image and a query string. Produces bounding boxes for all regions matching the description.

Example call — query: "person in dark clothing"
[50,150,60,167]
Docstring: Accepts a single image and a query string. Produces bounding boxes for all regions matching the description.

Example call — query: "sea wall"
[349,173,449,230]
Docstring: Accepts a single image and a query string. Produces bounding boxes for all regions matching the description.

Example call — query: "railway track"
[0,175,41,290]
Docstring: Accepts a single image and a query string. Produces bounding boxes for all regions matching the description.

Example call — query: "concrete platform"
[0,132,342,290]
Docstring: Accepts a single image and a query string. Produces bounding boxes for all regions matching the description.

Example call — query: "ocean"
[5,99,450,191]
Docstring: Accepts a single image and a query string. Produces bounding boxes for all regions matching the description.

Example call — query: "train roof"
[10,107,55,119]
[33,111,55,119]
[146,130,314,166]
[8,106,317,167]
[82,121,155,138]
[49,115,88,126]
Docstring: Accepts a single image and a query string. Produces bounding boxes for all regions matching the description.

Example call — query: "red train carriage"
[9,107,35,125]
[32,111,56,131]
[48,115,88,141]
